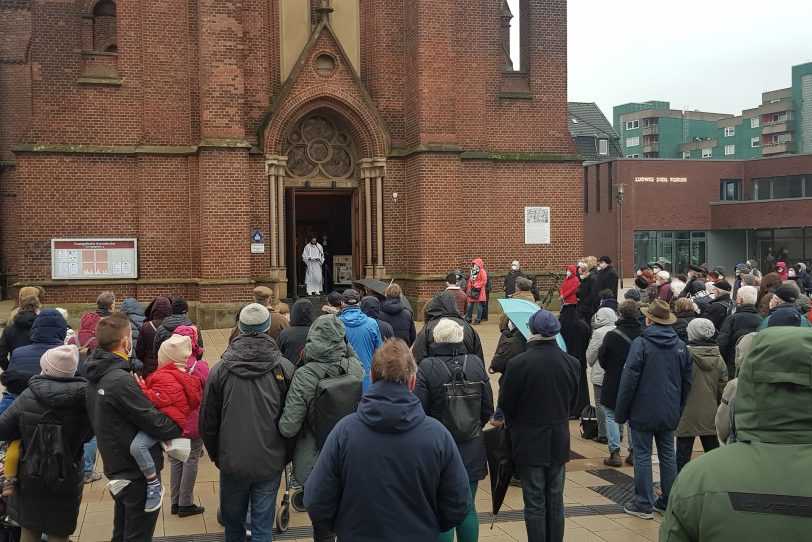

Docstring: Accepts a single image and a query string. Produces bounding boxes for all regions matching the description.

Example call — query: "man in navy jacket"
[304,339,470,541]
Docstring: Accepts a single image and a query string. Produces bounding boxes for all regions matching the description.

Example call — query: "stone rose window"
[285,115,356,180]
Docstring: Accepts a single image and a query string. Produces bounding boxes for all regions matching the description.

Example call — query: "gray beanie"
[238,303,271,334]
[687,318,716,342]
[624,289,641,302]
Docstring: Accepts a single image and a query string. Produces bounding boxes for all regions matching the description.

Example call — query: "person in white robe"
[302,238,325,295]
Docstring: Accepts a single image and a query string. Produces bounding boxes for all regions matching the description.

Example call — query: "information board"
[333,255,353,285]
[524,206,551,245]
[51,239,138,279]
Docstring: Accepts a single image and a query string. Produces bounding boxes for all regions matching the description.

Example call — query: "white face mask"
[566,271,572,278]
[598,263,606,270]
[511,265,518,271]
[789,269,796,277]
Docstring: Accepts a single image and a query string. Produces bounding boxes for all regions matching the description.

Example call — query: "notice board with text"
[51,239,138,279]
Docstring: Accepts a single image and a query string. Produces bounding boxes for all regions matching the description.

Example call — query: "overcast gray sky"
[508,0,812,126]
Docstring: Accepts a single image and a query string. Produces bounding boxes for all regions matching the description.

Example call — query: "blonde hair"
[585,256,597,268]
[384,283,402,299]
[673,297,694,314]
[19,296,41,313]
[370,339,417,385]
[432,318,464,344]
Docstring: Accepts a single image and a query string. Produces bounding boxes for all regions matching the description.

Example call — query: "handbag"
[468,286,481,299]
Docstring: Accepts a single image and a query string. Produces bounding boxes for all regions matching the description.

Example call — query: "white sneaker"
[107,479,131,497]
[162,438,191,462]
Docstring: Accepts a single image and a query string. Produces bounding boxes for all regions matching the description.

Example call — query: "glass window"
[702,148,712,158]
[626,120,640,130]
[720,179,741,201]
[751,117,760,129]
[682,151,691,159]
[751,137,760,148]
[724,145,735,155]
[598,139,608,155]
[724,126,735,137]
[626,136,640,147]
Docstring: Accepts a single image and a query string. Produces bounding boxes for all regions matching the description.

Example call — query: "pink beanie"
[41,345,80,378]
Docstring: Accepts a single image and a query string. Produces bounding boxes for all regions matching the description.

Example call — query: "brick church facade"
[0,0,582,322]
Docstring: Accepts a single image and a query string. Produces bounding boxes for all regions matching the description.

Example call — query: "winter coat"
[586,308,617,386]
[681,277,707,298]
[412,292,484,364]
[671,310,696,343]
[85,348,182,481]
[593,265,619,304]
[278,315,364,484]
[656,282,674,303]
[676,341,728,437]
[503,269,524,297]
[489,326,527,383]
[661,328,812,541]
[559,304,592,417]
[200,333,295,480]
[0,310,37,370]
[576,273,596,317]
[137,296,172,377]
[757,304,812,330]
[597,318,643,410]
[702,294,732,330]
[379,298,417,346]
[499,338,580,466]
[0,375,93,537]
[139,363,202,428]
[716,305,762,377]
[121,298,145,350]
[360,297,395,340]
[276,298,315,365]
[445,286,468,317]
[414,342,494,481]
[559,266,579,305]
[467,258,488,302]
[304,379,471,541]
[154,314,204,358]
[339,306,382,391]
[615,324,693,432]
[795,269,812,295]
[182,357,209,440]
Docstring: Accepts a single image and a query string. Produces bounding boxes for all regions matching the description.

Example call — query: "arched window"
[92,0,117,53]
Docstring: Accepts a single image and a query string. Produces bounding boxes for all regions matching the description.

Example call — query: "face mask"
[124,337,133,358]
[789,269,796,277]
[598,263,606,270]
[566,271,572,278]
[511,265,518,271]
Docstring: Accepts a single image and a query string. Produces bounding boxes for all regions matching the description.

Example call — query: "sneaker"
[603,450,622,467]
[106,479,131,497]
[144,482,164,513]
[178,504,205,518]
[623,501,653,520]
[83,471,102,484]
[653,498,667,514]
[625,450,634,466]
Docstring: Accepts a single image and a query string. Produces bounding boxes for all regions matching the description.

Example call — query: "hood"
[12,310,37,330]
[423,292,459,321]
[174,325,204,360]
[29,308,68,344]
[145,296,172,321]
[220,333,284,379]
[566,264,578,276]
[688,345,722,371]
[641,323,681,348]
[471,258,484,269]
[356,379,425,433]
[340,306,371,328]
[303,314,348,365]
[426,341,466,357]
[162,314,192,331]
[28,375,88,409]
[593,307,618,329]
[121,298,146,319]
[84,349,131,384]
[360,296,381,319]
[380,297,406,315]
[290,298,315,327]
[736,328,812,444]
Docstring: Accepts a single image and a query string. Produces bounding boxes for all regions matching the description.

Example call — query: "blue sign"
[251,230,264,243]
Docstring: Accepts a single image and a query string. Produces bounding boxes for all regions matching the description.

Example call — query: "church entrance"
[286,189,360,298]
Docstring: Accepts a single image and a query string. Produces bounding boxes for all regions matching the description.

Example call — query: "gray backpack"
[308,361,362,450]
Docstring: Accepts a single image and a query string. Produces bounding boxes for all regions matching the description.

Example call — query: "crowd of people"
[0,253,810,542]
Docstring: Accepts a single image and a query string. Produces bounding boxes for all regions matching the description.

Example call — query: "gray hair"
[96,291,116,309]
[656,270,670,282]
[432,318,464,344]
[736,285,758,306]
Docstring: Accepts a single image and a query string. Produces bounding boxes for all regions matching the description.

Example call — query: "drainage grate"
[588,468,635,487]
[590,484,635,505]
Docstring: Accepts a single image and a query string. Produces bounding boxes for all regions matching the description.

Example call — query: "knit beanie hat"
[624,289,641,301]
[239,303,271,334]
[40,345,80,379]
[687,318,716,342]
[171,298,189,315]
[773,284,797,304]
[158,334,193,370]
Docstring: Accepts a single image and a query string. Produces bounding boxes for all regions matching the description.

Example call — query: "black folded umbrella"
[483,426,515,527]
[352,278,413,313]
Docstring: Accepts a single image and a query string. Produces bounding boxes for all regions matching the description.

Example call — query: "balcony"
[762,140,796,155]
[642,124,659,136]
[758,100,795,115]
[762,120,794,135]
[642,142,659,154]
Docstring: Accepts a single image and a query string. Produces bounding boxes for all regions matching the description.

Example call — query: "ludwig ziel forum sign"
[634,176,688,183]
[51,239,138,280]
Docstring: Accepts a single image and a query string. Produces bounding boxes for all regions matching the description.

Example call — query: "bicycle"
[533,272,564,310]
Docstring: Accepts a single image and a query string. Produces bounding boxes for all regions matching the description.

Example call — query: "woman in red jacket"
[466,258,488,325]
[559,265,579,306]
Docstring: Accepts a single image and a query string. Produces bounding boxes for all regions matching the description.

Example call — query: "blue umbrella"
[497,298,567,351]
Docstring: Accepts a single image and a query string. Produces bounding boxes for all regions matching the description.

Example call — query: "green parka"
[661,327,812,541]
[675,342,727,437]
[278,314,364,484]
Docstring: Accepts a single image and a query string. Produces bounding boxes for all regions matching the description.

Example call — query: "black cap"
[714,280,732,292]
[327,291,343,307]
[768,307,801,327]
[773,284,797,304]
[342,289,361,305]
[689,264,706,274]
[171,298,189,314]
[599,256,612,264]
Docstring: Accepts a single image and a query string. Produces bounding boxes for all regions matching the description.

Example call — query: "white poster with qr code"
[524,206,551,245]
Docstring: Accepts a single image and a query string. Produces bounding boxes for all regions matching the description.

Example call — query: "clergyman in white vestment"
[302,238,325,295]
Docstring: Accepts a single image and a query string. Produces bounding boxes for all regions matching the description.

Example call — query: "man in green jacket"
[661,327,812,541]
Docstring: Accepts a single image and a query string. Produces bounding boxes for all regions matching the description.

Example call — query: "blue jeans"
[603,408,630,453]
[130,431,158,477]
[517,463,566,542]
[220,473,281,542]
[465,301,483,322]
[630,429,676,511]
[84,436,98,474]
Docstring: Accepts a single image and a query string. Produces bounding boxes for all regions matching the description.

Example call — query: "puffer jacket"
[360,296,395,340]
[0,375,94,537]
[671,310,696,343]
[559,266,580,305]
[120,298,146,350]
[154,313,203,357]
[615,324,693,432]
[200,333,295,480]
[716,304,762,377]
[675,340,728,437]
[467,258,488,302]
[379,297,417,346]
[702,294,732,331]
[0,310,37,370]
[489,326,527,384]
[139,363,202,428]
[414,342,494,481]
[661,328,812,541]
[339,306,382,391]
[137,296,172,377]
[182,356,209,440]
[598,318,643,410]
[277,298,315,365]
[278,315,364,483]
[412,292,484,364]
[586,308,617,386]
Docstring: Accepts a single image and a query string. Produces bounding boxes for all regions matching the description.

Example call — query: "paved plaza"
[67,321,677,542]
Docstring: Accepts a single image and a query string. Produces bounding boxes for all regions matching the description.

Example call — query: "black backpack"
[440,356,483,442]
[309,361,362,450]
[579,404,598,440]
[19,410,74,495]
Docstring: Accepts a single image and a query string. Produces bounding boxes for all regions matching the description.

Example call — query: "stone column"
[265,155,288,299]
[373,157,387,278]
[265,158,279,269]
[360,159,374,279]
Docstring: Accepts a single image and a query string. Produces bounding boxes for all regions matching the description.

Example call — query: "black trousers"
[312,521,335,542]
[112,477,160,542]
[676,435,719,473]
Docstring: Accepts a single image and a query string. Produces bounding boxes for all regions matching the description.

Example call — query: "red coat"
[467,258,488,302]
[140,364,202,428]
[559,265,580,305]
